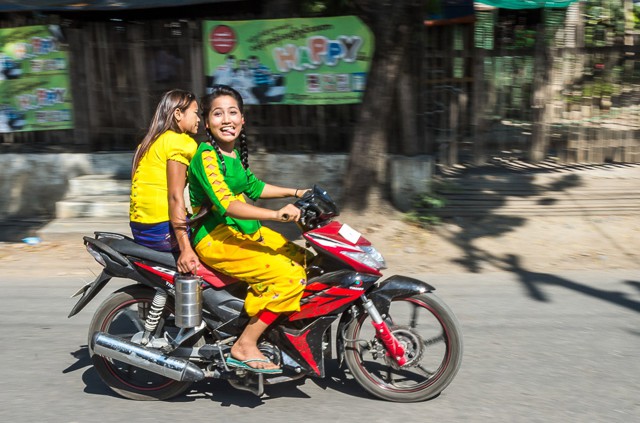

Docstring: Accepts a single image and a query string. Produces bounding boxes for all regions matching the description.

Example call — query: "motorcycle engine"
[258,342,281,366]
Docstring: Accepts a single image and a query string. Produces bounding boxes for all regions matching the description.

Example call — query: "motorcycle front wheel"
[343,293,463,402]
[87,285,199,401]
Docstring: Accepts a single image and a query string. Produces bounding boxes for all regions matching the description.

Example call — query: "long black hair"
[200,85,248,175]
[132,89,196,178]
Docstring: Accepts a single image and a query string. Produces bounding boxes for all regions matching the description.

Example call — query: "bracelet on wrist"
[294,189,299,198]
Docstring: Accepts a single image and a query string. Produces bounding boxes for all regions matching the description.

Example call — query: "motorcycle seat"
[97,234,177,267]
[94,232,238,288]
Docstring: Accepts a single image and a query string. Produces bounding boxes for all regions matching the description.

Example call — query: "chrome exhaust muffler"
[91,332,205,382]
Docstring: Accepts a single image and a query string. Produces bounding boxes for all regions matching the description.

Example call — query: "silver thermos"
[174,274,202,328]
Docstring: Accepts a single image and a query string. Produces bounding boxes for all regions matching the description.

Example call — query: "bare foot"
[229,342,279,370]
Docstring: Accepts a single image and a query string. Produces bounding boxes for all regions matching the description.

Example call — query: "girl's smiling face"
[206,95,244,148]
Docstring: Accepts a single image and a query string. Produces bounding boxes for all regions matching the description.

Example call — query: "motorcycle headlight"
[341,246,387,270]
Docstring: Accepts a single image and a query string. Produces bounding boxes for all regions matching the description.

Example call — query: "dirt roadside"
[1,209,638,278]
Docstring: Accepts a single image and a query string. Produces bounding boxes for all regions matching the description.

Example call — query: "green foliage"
[299,0,355,16]
[634,4,640,29]
[404,184,450,228]
[475,0,578,9]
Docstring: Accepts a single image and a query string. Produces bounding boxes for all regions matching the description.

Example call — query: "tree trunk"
[530,23,550,163]
[398,52,420,156]
[341,0,421,212]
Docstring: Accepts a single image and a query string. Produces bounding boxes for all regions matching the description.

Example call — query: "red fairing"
[301,282,331,298]
[195,264,238,288]
[303,221,382,276]
[134,261,238,288]
[289,285,362,321]
[284,329,320,375]
[305,221,371,246]
[133,262,176,283]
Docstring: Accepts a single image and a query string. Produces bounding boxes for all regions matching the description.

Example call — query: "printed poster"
[203,16,374,105]
[0,25,73,133]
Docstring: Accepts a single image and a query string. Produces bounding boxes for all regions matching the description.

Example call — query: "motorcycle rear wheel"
[87,285,200,401]
[343,293,463,402]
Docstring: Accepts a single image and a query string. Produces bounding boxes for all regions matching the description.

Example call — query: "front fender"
[368,275,435,320]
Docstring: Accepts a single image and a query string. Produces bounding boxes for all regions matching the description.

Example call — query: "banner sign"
[203,16,374,105]
[0,25,73,133]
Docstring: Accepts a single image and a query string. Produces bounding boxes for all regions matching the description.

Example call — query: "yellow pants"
[195,224,307,316]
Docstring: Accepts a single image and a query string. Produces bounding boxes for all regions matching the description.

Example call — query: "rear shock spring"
[141,289,168,343]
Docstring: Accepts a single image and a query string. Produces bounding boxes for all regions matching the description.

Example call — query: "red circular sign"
[210,25,236,54]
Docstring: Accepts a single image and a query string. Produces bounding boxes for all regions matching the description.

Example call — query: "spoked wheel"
[343,293,463,402]
[87,285,200,401]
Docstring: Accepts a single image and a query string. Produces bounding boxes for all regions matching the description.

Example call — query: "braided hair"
[201,85,249,176]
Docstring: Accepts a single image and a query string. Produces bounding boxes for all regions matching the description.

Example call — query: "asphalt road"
[0,268,638,422]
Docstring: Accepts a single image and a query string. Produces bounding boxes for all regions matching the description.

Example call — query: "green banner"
[203,16,374,105]
[476,0,579,9]
[0,25,73,133]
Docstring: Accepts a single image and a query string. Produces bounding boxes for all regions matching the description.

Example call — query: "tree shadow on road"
[428,165,588,272]
[498,254,640,313]
[421,162,640,312]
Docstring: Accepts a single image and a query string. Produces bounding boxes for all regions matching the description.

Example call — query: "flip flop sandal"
[226,356,283,374]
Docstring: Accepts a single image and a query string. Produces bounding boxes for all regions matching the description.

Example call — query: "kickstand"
[228,372,264,397]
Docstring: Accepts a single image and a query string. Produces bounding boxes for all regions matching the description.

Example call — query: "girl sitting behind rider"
[188,85,308,373]
[129,89,201,274]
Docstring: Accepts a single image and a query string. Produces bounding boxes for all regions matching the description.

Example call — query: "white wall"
[0,152,432,219]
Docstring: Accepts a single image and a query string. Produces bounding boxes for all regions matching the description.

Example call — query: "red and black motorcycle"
[68,186,463,402]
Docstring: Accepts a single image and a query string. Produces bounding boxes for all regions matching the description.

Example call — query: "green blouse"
[188,142,266,246]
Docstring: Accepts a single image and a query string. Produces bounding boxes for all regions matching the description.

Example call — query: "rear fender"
[68,270,112,318]
[70,237,159,318]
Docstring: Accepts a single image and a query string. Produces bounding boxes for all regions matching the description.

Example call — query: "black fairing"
[201,286,249,336]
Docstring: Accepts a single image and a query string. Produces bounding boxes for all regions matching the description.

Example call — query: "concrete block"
[389,155,434,212]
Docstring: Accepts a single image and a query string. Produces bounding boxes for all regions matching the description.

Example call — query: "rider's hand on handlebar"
[276,203,301,222]
[295,188,311,198]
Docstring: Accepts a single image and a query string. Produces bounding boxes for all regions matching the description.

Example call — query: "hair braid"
[239,129,249,170]
[205,129,227,175]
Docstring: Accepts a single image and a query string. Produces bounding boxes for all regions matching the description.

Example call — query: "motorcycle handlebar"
[293,185,339,231]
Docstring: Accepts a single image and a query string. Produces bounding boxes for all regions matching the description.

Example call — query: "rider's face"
[205,95,244,147]
[176,100,200,135]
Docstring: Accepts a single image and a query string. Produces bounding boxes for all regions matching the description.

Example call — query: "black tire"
[88,285,196,401]
[343,293,463,402]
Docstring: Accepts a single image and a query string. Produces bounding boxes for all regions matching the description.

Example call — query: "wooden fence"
[2,4,639,166]
[0,12,360,154]
[423,3,640,166]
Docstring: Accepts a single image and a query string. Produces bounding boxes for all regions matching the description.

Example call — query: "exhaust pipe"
[91,332,205,382]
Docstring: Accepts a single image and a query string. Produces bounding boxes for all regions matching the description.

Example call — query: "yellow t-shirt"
[129,130,198,224]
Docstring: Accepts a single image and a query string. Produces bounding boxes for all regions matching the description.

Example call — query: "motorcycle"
[68,186,463,402]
